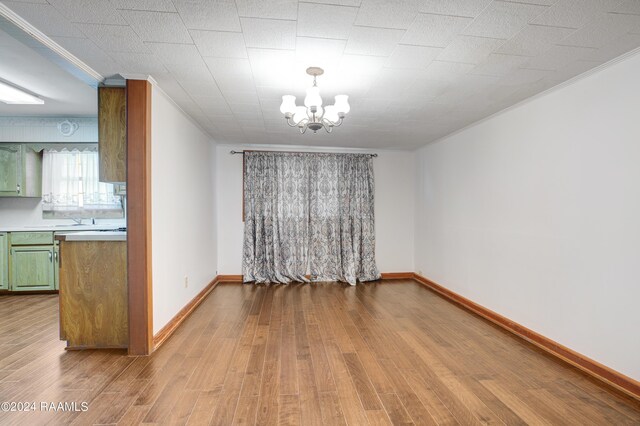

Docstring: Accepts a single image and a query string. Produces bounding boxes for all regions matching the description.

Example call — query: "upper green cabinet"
[0,145,20,196]
[0,233,7,290]
[0,144,43,197]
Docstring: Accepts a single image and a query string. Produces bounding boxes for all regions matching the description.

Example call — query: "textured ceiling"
[2,0,640,148]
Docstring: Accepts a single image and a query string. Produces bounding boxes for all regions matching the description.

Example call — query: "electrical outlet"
[184,276,189,288]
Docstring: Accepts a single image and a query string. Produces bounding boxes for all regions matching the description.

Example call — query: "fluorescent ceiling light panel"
[0,80,44,104]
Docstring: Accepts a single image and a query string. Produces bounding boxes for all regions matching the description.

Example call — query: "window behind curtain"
[42,149,123,218]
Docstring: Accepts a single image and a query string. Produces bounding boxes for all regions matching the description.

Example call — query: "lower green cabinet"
[4,232,59,292]
[10,246,56,291]
[0,233,7,290]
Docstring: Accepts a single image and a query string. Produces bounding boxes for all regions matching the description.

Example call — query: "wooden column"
[126,79,153,355]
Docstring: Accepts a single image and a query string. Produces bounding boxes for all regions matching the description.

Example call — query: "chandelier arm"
[285,117,299,127]
[322,117,343,127]
[290,117,309,128]
[323,123,332,133]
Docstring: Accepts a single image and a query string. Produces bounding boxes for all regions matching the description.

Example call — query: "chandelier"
[279,67,350,134]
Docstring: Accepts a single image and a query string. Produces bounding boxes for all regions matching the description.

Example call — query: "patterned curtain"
[243,153,311,283]
[242,151,380,285]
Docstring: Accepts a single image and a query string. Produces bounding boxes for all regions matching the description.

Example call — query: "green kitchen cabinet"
[0,145,20,196]
[10,246,56,291]
[0,144,43,197]
[0,233,7,290]
[7,232,59,292]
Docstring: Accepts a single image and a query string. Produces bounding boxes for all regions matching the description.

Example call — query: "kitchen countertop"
[0,224,125,232]
[55,231,127,242]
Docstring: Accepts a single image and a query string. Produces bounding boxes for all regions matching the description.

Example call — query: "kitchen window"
[42,149,123,218]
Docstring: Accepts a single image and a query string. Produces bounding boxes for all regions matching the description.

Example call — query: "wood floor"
[0,280,639,425]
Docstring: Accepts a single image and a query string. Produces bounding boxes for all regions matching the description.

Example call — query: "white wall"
[151,85,217,334]
[216,144,414,275]
[414,51,640,380]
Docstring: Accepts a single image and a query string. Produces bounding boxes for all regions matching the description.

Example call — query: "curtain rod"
[230,149,378,157]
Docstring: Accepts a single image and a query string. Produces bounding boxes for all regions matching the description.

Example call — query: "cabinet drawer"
[10,232,54,245]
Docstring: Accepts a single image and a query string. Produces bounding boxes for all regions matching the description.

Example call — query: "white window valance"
[29,143,97,153]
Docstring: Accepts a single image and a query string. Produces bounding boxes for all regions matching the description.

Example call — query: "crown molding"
[0,3,103,86]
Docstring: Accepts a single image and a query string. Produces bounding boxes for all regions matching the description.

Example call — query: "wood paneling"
[58,241,128,349]
[126,79,153,356]
[98,87,126,183]
[413,273,640,401]
[1,282,638,425]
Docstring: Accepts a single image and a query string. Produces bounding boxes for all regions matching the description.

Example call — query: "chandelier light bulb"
[304,86,322,108]
[279,95,296,115]
[293,106,307,124]
[324,105,339,123]
[281,67,349,134]
[334,95,350,114]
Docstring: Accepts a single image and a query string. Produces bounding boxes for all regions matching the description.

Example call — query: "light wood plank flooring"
[0,281,639,425]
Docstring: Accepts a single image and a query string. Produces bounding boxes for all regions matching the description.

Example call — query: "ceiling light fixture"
[279,67,350,134]
[0,80,44,104]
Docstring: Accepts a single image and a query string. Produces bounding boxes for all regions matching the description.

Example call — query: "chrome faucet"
[71,217,83,225]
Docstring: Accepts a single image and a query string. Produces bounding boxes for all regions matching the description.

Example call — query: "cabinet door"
[10,246,55,291]
[98,87,126,183]
[0,145,22,196]
[0,233,7,290]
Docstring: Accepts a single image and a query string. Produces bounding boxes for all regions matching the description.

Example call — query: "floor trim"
[380,272,414,280]
[0,290,59,295]
[217,274,243,282]
[152,276,220,351]
[412,273,640,401]
[218,273,415,282]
